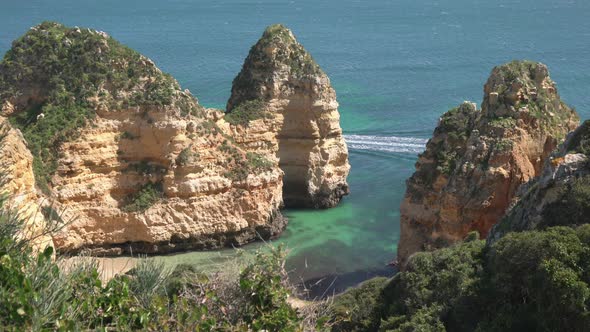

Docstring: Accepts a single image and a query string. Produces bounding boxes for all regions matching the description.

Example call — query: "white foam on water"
[344,134,427,154]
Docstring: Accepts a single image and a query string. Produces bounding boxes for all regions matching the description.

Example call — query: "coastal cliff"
[488,120,590,242]
[0,117,53,252]
[398,61,579,265]
[0,22,348,254]
[226,25,350,208]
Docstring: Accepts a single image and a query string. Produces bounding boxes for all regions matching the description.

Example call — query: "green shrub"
[164,264,205,297]
[495,60,538,83]
[1,22,181,192]
[488,116,516,129]
[0,188,313,330]
[377,239,485,332]
[239,244,302,331]
[436,149,459,175]
[379,305,446,332]
[480,227,590,331]
[347,225,590,332]
[542,175,590,227]
[176,147,197,166]
[127,258,170,308]
[495,138,513,151]
[246,152,274,171]
[124,160,167,176]
[257,24,322,76]
[330,277,389,332]
[565,120,590,155]
[432,103,477,176]
[224,152,274,181]
[120,131,138,140]
[225,99,271,126]
[122,182,163,212]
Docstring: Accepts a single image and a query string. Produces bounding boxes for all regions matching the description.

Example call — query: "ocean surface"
[2,0,590,294]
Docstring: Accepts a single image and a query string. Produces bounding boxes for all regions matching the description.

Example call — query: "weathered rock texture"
[0,22,348,255]
[0,118,53,252]
[49,106,286,255]
[226,24,350,208]
[488,120,590,243]
[398,61,579,265]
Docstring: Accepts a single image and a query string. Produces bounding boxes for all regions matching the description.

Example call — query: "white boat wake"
[344,134,427,154]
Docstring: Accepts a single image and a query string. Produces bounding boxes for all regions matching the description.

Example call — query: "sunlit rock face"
[489,120,590,244]
[0,22,350,255]
[0,22,285,254]
[398,61,579,266]
[227,24,350,209]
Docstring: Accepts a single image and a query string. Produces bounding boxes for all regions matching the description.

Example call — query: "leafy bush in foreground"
[333,226,590,332]
[240,245,301,331]
[542,175,590,227]
[330,277,389,332]
[0,185,329,330]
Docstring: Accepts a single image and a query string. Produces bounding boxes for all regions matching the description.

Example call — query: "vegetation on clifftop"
[225,99,271,126]
[488,60,578,132]
[256,24,323,77]
[0,22,196,193]
[227,23,324,111]
[494,60,540,83]
[431,103,478,176]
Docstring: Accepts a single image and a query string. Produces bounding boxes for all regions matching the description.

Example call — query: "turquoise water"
[2,0,590,292]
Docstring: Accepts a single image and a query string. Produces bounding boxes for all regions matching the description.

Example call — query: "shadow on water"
[282,231,398,297]
[295,265,398,300]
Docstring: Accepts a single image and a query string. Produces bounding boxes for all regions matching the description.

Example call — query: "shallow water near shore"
[2,0,590,293]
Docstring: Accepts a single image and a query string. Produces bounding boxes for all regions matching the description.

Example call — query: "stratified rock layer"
[398,61,579,265]
[0,22,349,254]
[0,23,286,254]
[226,24,350,208]
[49,105,286,255]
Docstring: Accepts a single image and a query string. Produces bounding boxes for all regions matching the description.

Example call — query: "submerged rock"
[398,61,579,266]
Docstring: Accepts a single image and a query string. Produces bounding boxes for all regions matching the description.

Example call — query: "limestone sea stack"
[226,24,350,208]
[0,22,348,255]
[398,61,579,265]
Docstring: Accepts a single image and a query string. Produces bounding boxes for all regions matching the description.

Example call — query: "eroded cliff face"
[488,120,590,243]
[49,106,286,255]
[398,61,579,265]
[226,25,350,208]
[0,22,292,254]
[0,118,53,252]
[0,22,349,254]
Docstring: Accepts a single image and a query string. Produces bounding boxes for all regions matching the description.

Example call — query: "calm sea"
[2,0,590,294]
